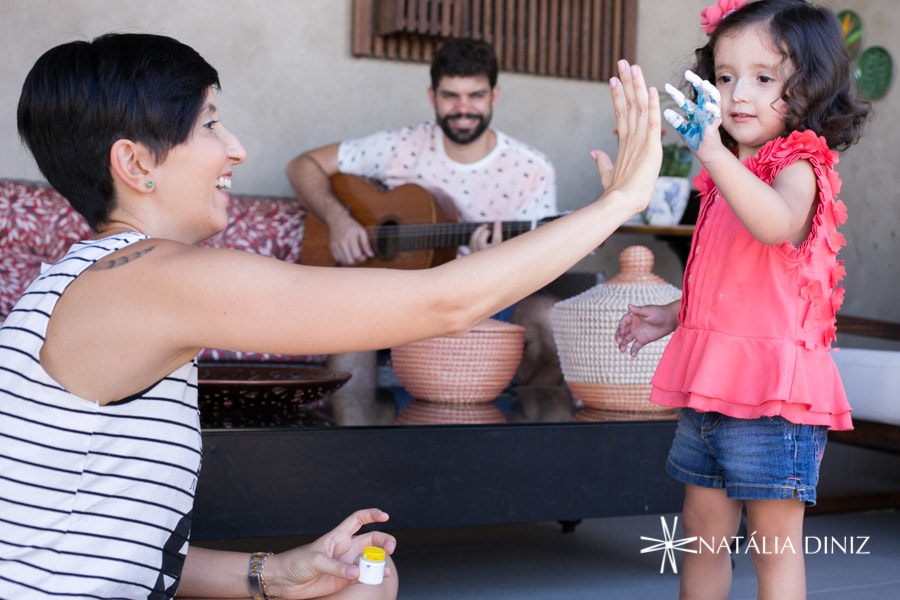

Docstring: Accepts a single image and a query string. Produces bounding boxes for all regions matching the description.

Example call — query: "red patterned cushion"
[0,180,92,319]
[199,193,306,263]
[0,179,325,365]
[195,348,326,363]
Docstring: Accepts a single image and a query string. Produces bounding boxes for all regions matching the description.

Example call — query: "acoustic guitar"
[301,173,554,269]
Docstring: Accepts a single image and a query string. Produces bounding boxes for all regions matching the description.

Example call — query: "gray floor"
[390,442,900,599]
[391,509,900,599]
[203,443,900,598]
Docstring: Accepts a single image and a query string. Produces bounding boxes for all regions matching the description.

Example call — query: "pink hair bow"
[700,0,748,35]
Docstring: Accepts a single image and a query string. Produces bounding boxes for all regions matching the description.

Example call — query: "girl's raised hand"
[664,70,721,151]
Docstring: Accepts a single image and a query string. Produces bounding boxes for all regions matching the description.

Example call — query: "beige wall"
[1,0,897,323]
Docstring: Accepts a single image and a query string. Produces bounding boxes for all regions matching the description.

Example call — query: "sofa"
[0,177,325,364]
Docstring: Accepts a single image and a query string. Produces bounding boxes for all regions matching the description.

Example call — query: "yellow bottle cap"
[362,546,386,562]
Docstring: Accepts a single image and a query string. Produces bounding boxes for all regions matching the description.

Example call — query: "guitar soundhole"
[374,219,400,258]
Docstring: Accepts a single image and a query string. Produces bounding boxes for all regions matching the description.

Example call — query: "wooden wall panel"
[351,0,637,82]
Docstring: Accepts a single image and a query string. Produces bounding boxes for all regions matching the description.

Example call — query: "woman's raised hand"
[591,60,662,218]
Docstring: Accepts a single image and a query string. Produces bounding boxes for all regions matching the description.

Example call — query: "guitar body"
[302,174,459,269]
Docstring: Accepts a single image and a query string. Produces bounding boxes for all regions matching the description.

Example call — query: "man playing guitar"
[286,38,564,425]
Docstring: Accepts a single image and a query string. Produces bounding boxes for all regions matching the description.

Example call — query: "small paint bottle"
[358,546,386,585]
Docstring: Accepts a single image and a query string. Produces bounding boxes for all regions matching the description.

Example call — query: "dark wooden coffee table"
[192,419,683,539]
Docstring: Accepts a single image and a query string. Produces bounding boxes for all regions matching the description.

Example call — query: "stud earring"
[145,180,154,190]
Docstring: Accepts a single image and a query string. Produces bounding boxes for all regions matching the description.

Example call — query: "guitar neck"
[383,219,544,251]
[302,173,560,269]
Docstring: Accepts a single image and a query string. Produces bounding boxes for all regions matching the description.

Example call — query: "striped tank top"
[0,233,202,599]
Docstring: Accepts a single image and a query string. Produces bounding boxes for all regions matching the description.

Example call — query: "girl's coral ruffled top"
[651,130,852,430]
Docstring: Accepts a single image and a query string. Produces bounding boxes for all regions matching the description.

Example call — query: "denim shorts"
[666,408,828,505]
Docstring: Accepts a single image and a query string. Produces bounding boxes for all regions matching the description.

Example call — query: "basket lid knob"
[607,245,666,286]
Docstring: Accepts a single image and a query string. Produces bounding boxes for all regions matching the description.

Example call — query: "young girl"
[615,1,870,598]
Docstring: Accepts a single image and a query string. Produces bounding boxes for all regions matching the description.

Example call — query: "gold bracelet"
[260,552,276,600]
[248,552,275,600]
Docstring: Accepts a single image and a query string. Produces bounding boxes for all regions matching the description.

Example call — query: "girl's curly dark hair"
[691,0,870,152]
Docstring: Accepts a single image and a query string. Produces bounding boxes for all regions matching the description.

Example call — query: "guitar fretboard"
[373,220,541,252]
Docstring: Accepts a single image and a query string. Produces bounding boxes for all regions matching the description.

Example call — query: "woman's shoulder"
[73,235,220,282]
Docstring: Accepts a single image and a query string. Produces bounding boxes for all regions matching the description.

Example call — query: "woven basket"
[390,318,525,404]
[551,246,682,413]
[198,363,350,428]
[573,406,679,422]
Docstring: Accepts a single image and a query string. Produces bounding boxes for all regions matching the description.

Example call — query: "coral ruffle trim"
[650,326,853,430]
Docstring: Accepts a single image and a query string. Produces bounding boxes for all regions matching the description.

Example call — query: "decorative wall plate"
[838,10,863,60]
[856,46,893,100]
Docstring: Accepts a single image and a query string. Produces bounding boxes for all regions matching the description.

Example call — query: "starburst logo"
[640,515,697,573]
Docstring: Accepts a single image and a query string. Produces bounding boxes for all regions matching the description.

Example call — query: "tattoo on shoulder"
[91,244,157,270]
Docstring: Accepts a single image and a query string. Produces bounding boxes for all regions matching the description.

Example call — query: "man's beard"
[437,112,492,144]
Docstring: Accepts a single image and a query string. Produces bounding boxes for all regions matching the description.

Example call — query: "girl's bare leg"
[679,484,743,600]
[745,498,806,600]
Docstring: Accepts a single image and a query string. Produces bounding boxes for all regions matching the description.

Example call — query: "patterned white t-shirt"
[336,121,557,223]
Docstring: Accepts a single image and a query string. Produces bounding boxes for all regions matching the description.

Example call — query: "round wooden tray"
[198,363,350,428]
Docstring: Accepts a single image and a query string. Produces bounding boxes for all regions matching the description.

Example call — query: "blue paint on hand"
[664,70,720,151]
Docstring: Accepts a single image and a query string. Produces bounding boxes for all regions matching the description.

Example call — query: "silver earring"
[145,180,154,190]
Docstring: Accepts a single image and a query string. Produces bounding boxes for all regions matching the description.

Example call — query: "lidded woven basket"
[391,318,525,404]
[551,245,682,413]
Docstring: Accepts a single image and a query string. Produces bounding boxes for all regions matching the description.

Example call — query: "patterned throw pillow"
[0,180,92,319]
[0,180,325,364]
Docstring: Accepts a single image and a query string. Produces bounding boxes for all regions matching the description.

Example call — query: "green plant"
[660,143,693,178]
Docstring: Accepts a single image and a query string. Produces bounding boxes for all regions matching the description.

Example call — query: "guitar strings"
[361,222,536,249]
